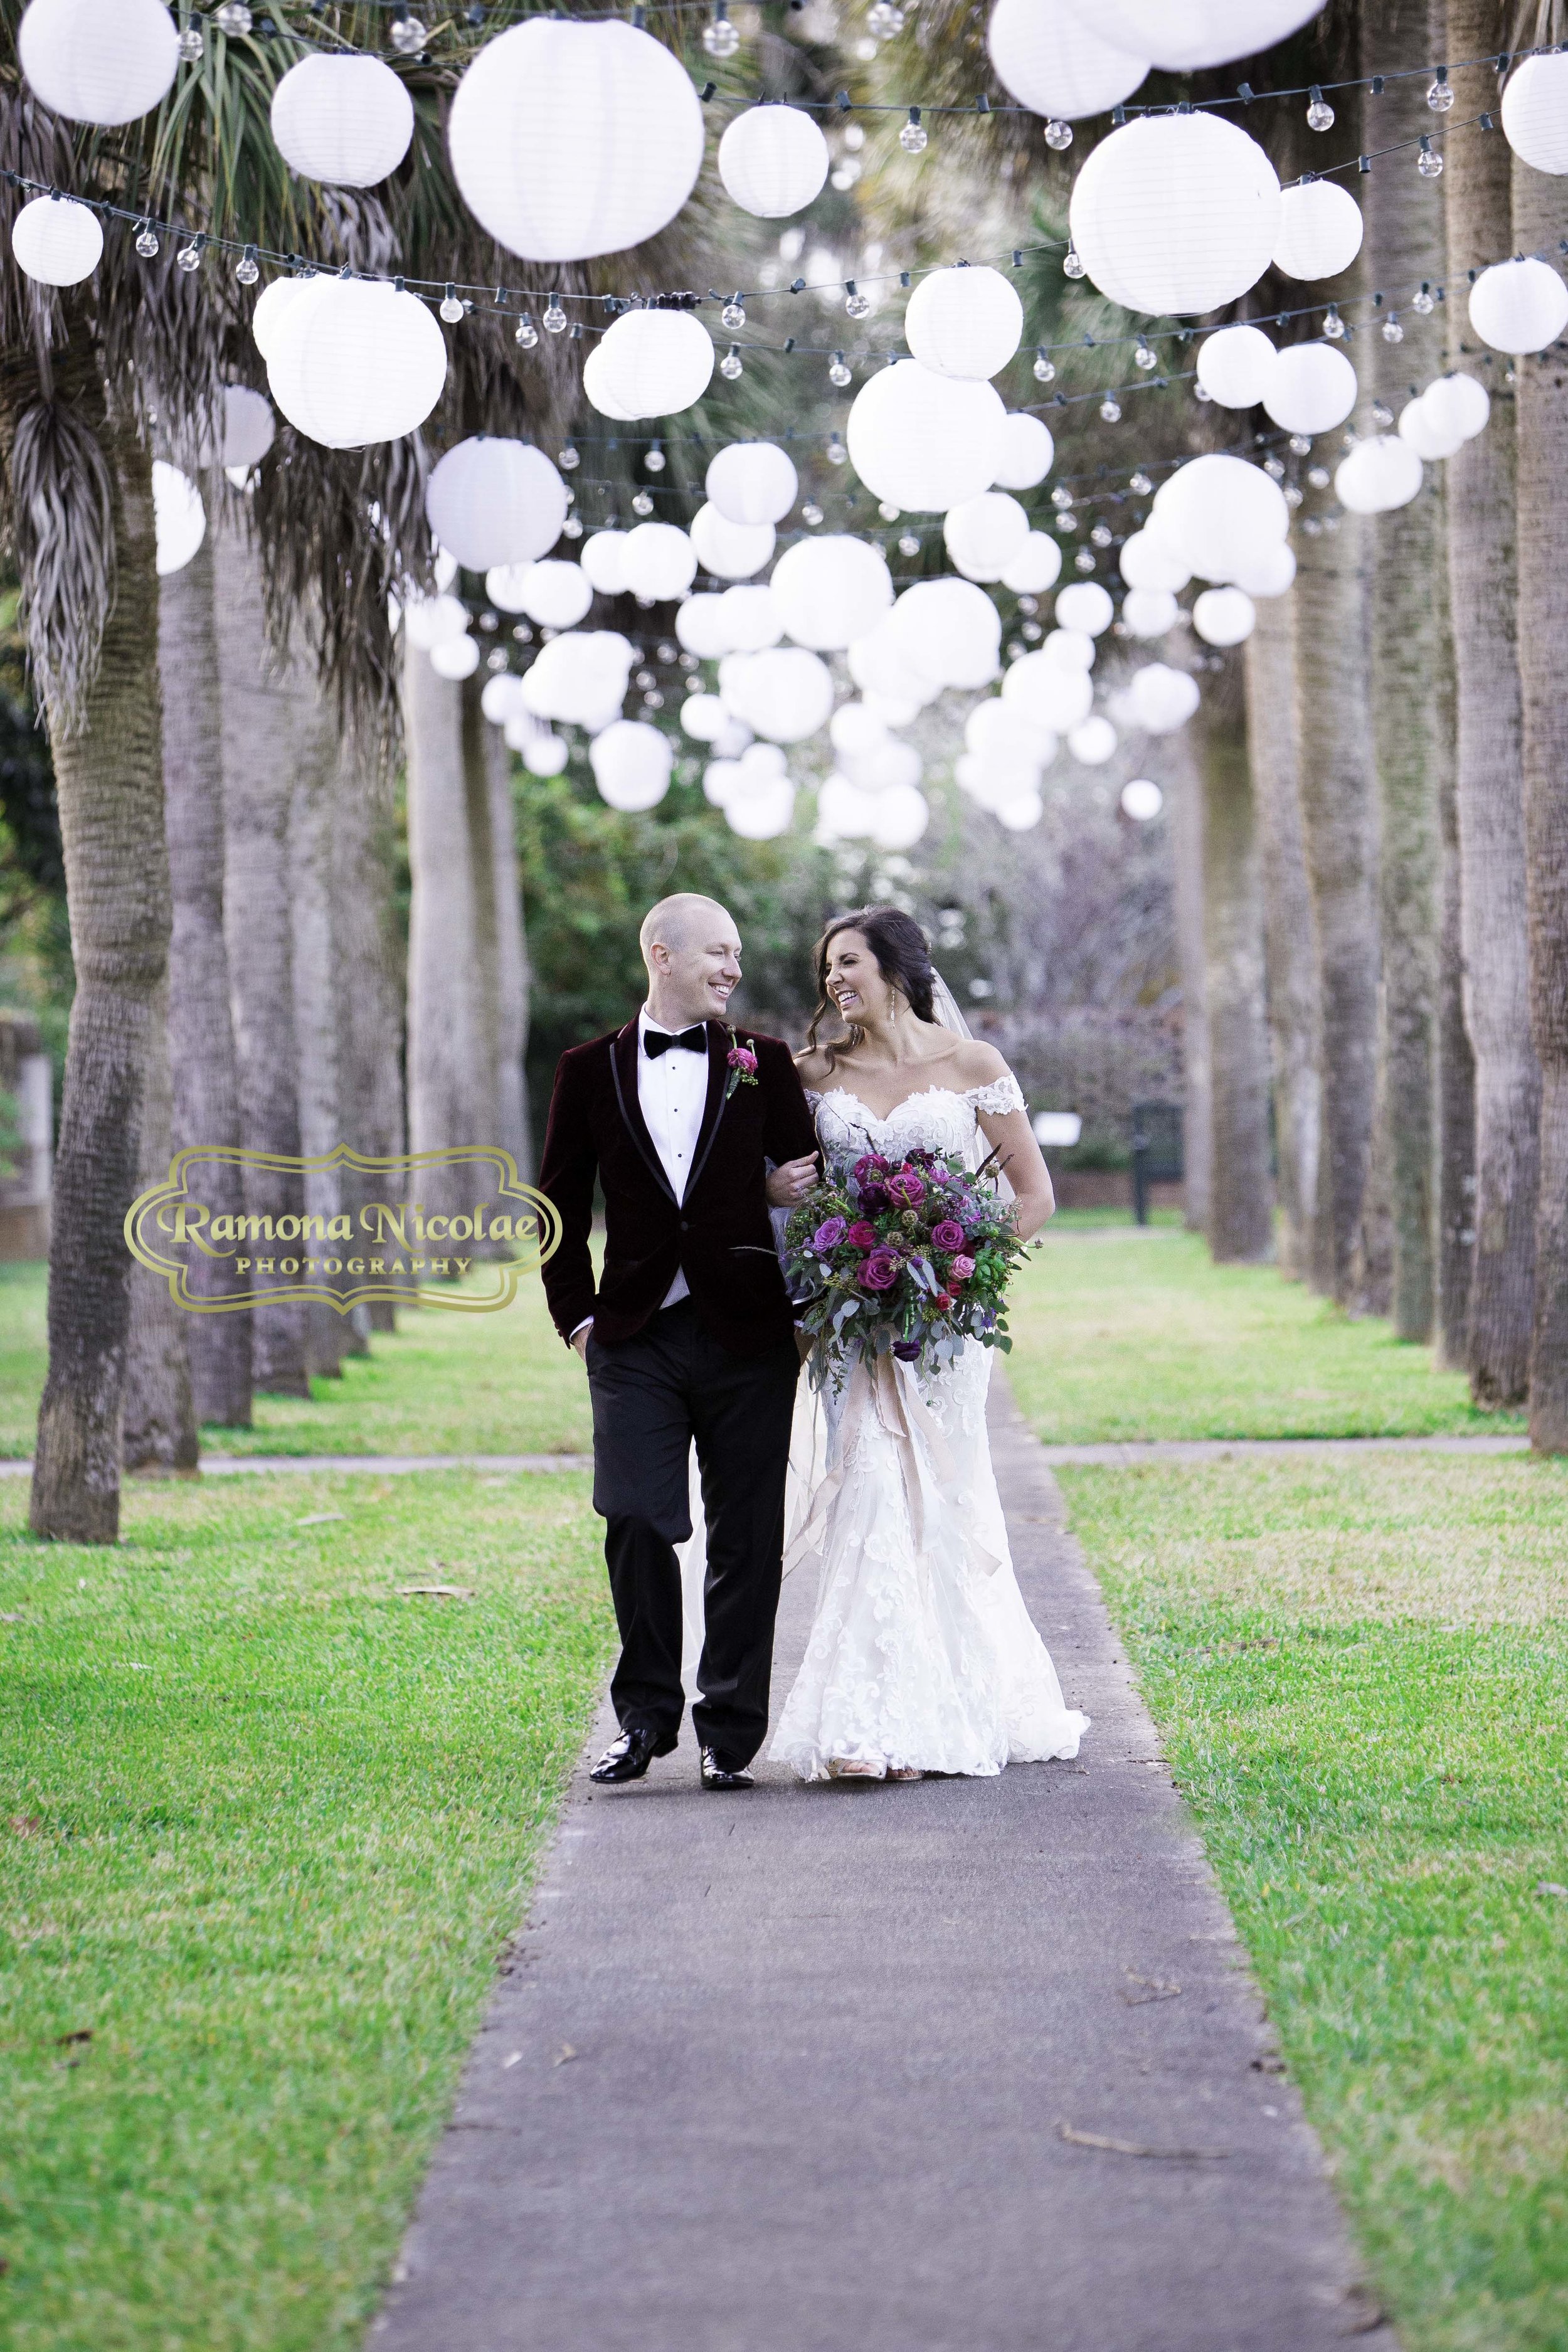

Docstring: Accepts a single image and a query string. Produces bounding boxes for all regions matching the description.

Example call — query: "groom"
[538,894,819,1791]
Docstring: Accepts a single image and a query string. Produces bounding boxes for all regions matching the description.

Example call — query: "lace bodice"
[805,1074,1027,1162]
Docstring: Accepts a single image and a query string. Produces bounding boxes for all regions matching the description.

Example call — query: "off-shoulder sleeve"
[966,1073,1027,1116]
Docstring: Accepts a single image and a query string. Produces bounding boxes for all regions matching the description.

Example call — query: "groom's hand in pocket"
[766,1154,819,1209]
[571,1321,593,1362]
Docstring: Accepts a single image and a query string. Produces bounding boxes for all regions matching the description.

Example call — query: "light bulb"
[719,345,743,379]
[899,110,927,154]
[1135,338,1157,371]
[645,446,665,472]
[559,445,580,470]
[513,623,534,642]
[831,161,862,191]
[1007,640,1026,661]
[657,642,677,664]
[1063,246,1085,280]
[1380,313,1403,343]
[802,501,824,524]
[235,246,260,287]
[543,296,567,334]
[1090,522,1112,548]
[1412,283,1435,315]
[1044,118,1073,152]
[176,240,203,273]
[1099,396,1121,422]
[177,23,203,60]
[1322,306,1345,340]
[643,688,664,709]
[1417,137,1443,177]
[1307,464,1330,489]
[135,222,159,258]
[635,668,656,691]
[632,490,655,516]
[898,532,919,556]
[1284,483,1304,507]
[1371,398,1394,428]
[1264,455,1286,480]
[1017,595,1037,615]
[440,283,464,323]
[1051,483,1073,507]
[1054,509,1078,533]
[826,434,847,465]
[1306,85,1334,132]
[1033,351,1056,384]
[1194,382,1213,402]
[390,13,426,54]
[514,312,538,348]
[1288,433,1311,455]
[1074,549,1096,573]
[486,649,509,672]
[702,9,741,57]
[1020,619,1041,642]
[214,1,252,29]
[844,282,871,319]
[867,0,904,32]
[721,295,746,329]
[561,517,583,539]
[1129,472,1152,495]
[1426,72,1454,111]
[829,352,852,387]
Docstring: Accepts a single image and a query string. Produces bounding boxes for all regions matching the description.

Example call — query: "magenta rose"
[931,1219,965,1253]
[728,1043,758,1074]
[949,1254,977,1283]
[845,1220,877,1249]
[812,1215,847,1251]
[859,1248,901,1293]
[886,1168,926,1209]
[851,1153,892,1184]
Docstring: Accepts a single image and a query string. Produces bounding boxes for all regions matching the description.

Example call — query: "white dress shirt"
[571,1009,711,1338]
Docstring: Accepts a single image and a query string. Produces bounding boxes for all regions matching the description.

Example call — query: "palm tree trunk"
[1433,479,1475,1372]
[290,695,349,1377]
[1199,656,1273,1261]
[336,724,407,1330]
[482,715,532,1181]
[1446,6,1540,1406]
[405,638,487,1230]
[1246,593,1320,1281]
[122,978,198,1472]
[1513,151,1568,1449]
[1168,728,1211,1235]
[157,526,252,1428]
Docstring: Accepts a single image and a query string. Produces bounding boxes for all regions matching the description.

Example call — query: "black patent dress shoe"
[589,1725,667,1784]
[700,1747,755,1791]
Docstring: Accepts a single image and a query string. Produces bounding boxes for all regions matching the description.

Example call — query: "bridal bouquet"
[783,1145,1029,1385]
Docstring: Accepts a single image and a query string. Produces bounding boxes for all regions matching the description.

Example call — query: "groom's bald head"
[640,894,742,1027]
[640,893,738,966]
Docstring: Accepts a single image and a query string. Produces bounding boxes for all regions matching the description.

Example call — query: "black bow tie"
[644,1024,708,1059]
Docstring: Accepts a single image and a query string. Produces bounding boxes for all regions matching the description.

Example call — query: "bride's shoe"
[886,1766,922,1781]
[827,1757,885,1779]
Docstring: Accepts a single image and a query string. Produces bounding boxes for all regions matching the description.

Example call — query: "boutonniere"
[724,1029,760,1099]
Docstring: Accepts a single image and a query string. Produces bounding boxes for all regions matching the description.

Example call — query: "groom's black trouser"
[586,1298,799,1767]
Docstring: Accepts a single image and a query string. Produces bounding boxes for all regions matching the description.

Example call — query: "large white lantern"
[621,522,697,602]
[1397,395,1466,464]
[681,692,729,743]
[989,412,1054,492]
[1502,53,1568,174]
[1055,580,1115,636]
[847,615,935,708]
[817,773,881,841]
[523,630,634,725]
[430,633,480,682]
[524,734,570,778]
[770,536,893,651]
[987,0,1148,119]
[267,277,447,450]
[269,54,415,188]
[1271,179,1364,281]
[725,647,834,743]
[516,561,593,630]
[425,437,567,570]
[889,577,1001,689]
[706,440,798,526]
[1196,324,1276,409]
[832,701,889,762]
[718,103,829,218]
[589,309,715,420]
[728,779,797,841]
[943,490,1030,582]
[10,194,102,286]
[868,783,930,851]
[1128,662,1200,733]
[966,698,1054,768]
[580,344,635,424]
[675,593,731,658]
[844,738,923,795]
[18,0,177,125]
[1119,524,1190,594]
[719,583,783,651]
[152,464,204,578]
[251,276,312,363]
[1000,532,1064,595]
[1154,453,1288,586]
[591,719,672,813]
[447,19,703,263]
[1122,586,1178,637]
[1335,435,1423,515]
[1042,627,1095,671]
[400,591,470,651]
[579,532,630,598]
[904,266,1024,382]
[221,385,275,470]
[1468,257,1568,356]
[1069,113,1281,317]
[1262,341,1357,435]
[1073,0,1323,71]
[1192,586,1256,647]
[482,674,527,724]
[1422,373,1491,445]
[1229,539,1296,598]
[845,362,1007,513]
[1003,654,1094,733]
[690,502,775,582]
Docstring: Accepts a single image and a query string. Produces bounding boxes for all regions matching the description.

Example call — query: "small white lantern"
[1000,532,1064,596]
[221,385,275,470]
[1118,524,1190,594]
[590,718,673,812]
[447,19,703,263]
[718,103,829,218]
[689,502,775,582]
[1078,0,1323,72]
[1121,777,1163,820]
[1123,585,1179,637]
[704,758,742,807]
[1196,324,1277,409]
[1128,662,1200,733]
[152,463,205,578]
[675,593,731,658]
[269,54,415,188]
[522,630,634,725]
[817,773,881,841]
[482,674,527,724]
[681,693,730,743]
[719,583,784,651]
[485,564,534,613]
[844,738,923,795]
[1262,341,1357,435]
[400,591,470,651]
[524,735,570,778]
[1335,435,1424,515]
[430,633,480,681]
[847,615,935,709]
[621,521,697,602]
[1501,53,1568,175]
[581,344,636,424]
[1229,539,1296,598]
[580,531,630,598]
[904,265,1025,382]
[943,490,1030,582]
[18,0,177,126]
[832,701,889,761]
[1468,257,1568,355]
[966,699,1054,768]
[869,783,930,851]
[1397,396,1465,463]
[10,194,102,286]
[726,646,835,743]
[706,440,798,526]
[770,536,893,651]
[425,437,568,570]
[987,0,1148,119]
[728,779,797,840]
[1042,627,1095,671]
[889,576,1002,689]
[1422,373,1490,444]
[1271,179,1364,281]
[251,276,312,363]
[1192,586,1256,647]
[989,412,1054,492]
[267,277,447,450]
[1068,716,1118,765]
[845,361,1007,514]
[1069,113,1281,317]
[517,561,593,630]
[589,309,716,420]
[1002,653,1093,732]
[996,790,1045,833]
[1055,580,1115,636]
[1153,453,1288,586]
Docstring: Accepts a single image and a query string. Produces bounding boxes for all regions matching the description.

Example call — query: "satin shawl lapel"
[609,1023,678,1206]
[686,1025,731,1197]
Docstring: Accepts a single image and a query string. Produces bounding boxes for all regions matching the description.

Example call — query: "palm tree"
[122,980,199,1473]
[1167,726,1212,1236]
[334,724,408,1326]
[404,642,489,1226]
[1199,657,1273,1261]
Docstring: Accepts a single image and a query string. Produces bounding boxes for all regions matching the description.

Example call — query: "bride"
[767,906,1089,1783]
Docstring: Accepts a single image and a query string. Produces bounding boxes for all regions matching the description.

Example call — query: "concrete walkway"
[371,1383,1394,2352]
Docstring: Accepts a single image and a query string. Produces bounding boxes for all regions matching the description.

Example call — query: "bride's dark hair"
[803,906,938,1067]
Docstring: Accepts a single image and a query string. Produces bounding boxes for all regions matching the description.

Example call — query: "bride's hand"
[766,1154,820,1209]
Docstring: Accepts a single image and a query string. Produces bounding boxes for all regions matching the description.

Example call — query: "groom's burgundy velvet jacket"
[538,1020,818,1355]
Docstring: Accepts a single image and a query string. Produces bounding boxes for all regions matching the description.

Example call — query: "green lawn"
[1062,1451,1568,2352]
[0,1468,613,2352]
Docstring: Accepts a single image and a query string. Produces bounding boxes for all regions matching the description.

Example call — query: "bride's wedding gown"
[766,1077,1090,1782]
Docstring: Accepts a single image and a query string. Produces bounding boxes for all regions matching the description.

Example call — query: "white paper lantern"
[957,750,1047,813]
[718,103,829,217]
[589,309,716,420]
[1118,524,1190,594]
[10,194,102,286]
[1069,113,1281,317]
[712,718,753,757]
[1122,586,1178,637]
[995,790,1045,832]
[845,361,1007,514]
[267,277,447,450]
[152,464,204,578]
[430,633,480,681]
[482,674,527,724]
[251,277,312,363]
[1468,257,1568,356]
[847,615,935,708]
[943,490,1030,583]
[989,412,1054,492]
[578,532,630,598]
[516,561,593,630]
[728,779,797,840]
[1422,373,1491,445]
[1502,53,1568,175]
[1397,395,1465,464]
[523,630,634,725]
[1000,532,1064,596]
[1229,539,1296,599]
[18,0,177,125]
[1121,778,1163,820]
[1073,0,1323,71]
[844,738,923,795]
[1192,586,1256,647]
[719,583,784,651]
[447,19,703,263]
[965,698,1054,768]
[1196,324,1276,409]
[690,502,775,582]
[1262,342,1357,435]
[817,772,881,840]
[425,437,567,571]
[269,54,415,188]
[889,577,1002,689]
[1128,662,1200,733]
[1068,716,1118,765]
[400,591,470,651]
[485,565,532,613]
[704,758,742,807]
[1271,179,1364,282]
[220,385,275,470]
[580,343,636,425]
[524,734,569,778]
[590,718,672,812]
[1335,435,1424,515]
[831,703,888,763]
[706,441,798,526]
[1055,580,1115,637]
[869,783,930,850]
[621,522,697,603]
[675,593,731,658]
[987,0,1148,119]
[1002,653,1094,733]
[770,536,893,651]
[725,646,834,743]
[681,692,729,743]
[1042,627,1095,671]
[904,266,1024,383]
[1154,453,1288,586]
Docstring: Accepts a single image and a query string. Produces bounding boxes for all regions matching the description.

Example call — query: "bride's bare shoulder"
[793,1043,839,1088]
[943,1036,1011,1088]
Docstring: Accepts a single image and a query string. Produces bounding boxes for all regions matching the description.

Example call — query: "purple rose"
[886,1168,926,1209]
[931,1219,965,1253]
[852,1152,892,1184]
[812,1215,847,1252]
[950,1254,977,1283]
[859,1248,901,1293]
[857,1182,891,1214]
[893,1338,922,1361]
[845,1220,877,1249]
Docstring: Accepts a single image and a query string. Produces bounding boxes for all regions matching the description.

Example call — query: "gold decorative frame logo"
[124,1145,561,1315]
